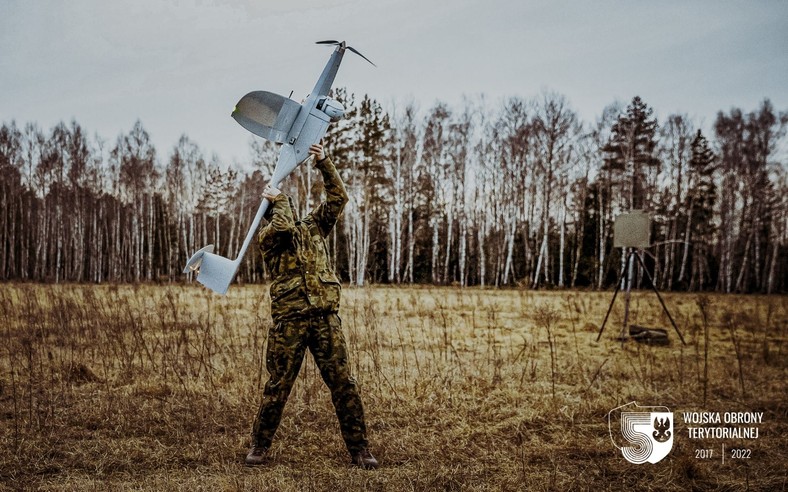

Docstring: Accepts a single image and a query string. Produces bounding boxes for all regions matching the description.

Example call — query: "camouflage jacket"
[258,156,348,322]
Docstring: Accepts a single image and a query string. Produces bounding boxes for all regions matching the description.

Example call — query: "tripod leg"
[621,249,635,340]
[634,252,687,345]
[597,250,632,342]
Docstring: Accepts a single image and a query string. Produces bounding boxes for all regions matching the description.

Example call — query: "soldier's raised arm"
[309,143,349,237]
[257,185,296,252]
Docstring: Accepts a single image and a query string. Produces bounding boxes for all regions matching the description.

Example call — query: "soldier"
[245,142,378,469]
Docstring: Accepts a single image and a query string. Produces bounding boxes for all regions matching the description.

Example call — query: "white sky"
[1,0,786,167]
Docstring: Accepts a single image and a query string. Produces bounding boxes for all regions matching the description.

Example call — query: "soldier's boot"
[245,445,269,466]
[350,448,378,469]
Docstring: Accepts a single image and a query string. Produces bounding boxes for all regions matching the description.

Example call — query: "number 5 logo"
[608,402,674,464]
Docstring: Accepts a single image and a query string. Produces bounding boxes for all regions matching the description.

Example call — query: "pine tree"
[681,129,716,290]
[601,96,660,211]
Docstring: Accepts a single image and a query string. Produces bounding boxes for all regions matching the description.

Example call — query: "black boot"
[350,448,378,469]
[245,445,269,466]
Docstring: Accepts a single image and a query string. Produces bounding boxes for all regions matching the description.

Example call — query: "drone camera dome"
[319,97,345,121]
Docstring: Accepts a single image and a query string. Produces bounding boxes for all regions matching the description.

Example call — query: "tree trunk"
[1,187,7,279]
[678,199,694,284]
[597,190,606,289]
[55,199,62,284]
[459,219,467,287]
[502,215,516,285]
[735,232,752,293]
[431,216,440,284]
[443,210,453,284]
[477,215,486,287]
[406,206,414,284]
[558,199,566,288]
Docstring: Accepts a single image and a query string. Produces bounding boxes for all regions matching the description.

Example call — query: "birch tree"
[420,103,451,284]
[656,114,693,290]
[0,123,23,280]
[531,93,579,288]
[389,102,420,283]
[114,120,158,281]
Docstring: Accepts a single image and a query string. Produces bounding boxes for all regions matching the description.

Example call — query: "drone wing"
[231,91,301,143]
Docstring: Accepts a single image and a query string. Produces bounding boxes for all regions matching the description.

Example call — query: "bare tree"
[715,100,787,292]
[420,103,451,284]
[388,101,420,283]
[656,114,693,289]
[114,120,158,281]
[0,122,23,280]
[531,92,580,288]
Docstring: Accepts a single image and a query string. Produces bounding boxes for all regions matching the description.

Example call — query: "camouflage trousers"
[251,312,368,452]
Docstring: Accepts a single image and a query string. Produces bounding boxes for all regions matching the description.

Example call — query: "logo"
[608,402,674,464]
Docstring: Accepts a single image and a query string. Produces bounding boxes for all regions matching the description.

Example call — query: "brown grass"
[0,283,786,491]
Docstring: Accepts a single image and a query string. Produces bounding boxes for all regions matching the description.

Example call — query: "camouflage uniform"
[251,155,368,453]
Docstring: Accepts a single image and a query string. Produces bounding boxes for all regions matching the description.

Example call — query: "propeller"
[316,40,376,67]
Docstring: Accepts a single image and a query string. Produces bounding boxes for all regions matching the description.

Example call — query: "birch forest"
[0,92,786,293]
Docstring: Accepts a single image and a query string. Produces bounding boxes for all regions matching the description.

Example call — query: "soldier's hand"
[263,184,281,201]
[309,142,326,161]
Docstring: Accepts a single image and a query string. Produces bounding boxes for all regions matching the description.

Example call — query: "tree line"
[0,91,785,293]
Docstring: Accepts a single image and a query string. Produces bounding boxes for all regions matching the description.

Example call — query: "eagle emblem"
[653,416,671,443]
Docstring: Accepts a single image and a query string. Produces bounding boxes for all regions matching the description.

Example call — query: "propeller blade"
[316,40,340,45]
[348,46,376,67]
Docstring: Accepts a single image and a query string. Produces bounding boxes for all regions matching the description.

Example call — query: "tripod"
[596,248,686,345]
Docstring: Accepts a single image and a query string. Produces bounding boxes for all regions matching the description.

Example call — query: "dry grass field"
[0,283,785,491]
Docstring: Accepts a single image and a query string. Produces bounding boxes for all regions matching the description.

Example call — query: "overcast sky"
[1,0,786,166]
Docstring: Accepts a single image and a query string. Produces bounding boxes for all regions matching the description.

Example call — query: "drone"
[183,41,374,294]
